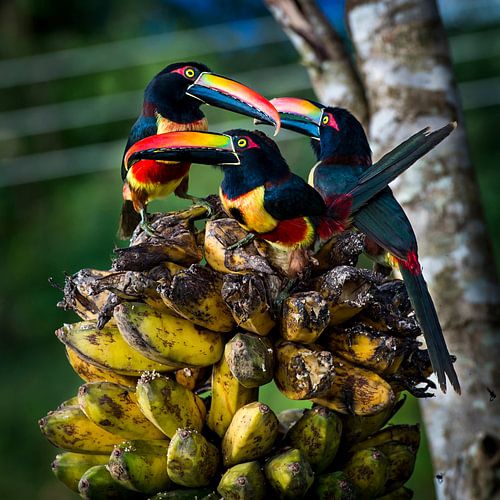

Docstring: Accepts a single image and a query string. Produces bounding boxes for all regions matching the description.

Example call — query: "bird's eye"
[237,138,248,148]
[322,115,329,125]
[184,67,196,79]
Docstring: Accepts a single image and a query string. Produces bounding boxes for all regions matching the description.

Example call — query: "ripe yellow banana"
[114,302,224,367]
[158,264,236,332]
[312,355,396,416]
[281,291,330,344]
[66,346,137,387]
[343,447,388,498]
[78,464,141,499]
[221,273,278,336]
[225,332,274,388]
[217,461,266,500]
[274,341,335,400]
[51,452,109,492]
[313,266,380,325]
[222,402,279,467]
[287,405,342,472]
[108,439,171,494]
[135,371,206,438]
[204,218,274,275]
[207,345,258,438]
[323,323,409,375]
[56,320,175,375]
[167,428,220,487]
[175,366,209,391]
[264,448,314,498]
[39,405,123,454]
[78,381,166,441]
[348,424,420,454]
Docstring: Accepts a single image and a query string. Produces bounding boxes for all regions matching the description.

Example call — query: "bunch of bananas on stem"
[41,205,437,499]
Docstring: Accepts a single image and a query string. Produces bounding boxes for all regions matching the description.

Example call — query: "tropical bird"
[123,128,433,281]
[119,61,280,238]
[262,97,459,394]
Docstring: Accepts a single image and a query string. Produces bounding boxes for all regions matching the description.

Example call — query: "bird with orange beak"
[260,97,459,394]
[119,62,280,238]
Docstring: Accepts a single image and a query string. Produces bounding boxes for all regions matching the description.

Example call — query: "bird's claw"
[227,233,255,251]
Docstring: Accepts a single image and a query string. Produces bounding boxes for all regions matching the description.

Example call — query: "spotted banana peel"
[41,208,449,497]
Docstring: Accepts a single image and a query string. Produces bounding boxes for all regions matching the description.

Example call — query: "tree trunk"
[266,1,500,498]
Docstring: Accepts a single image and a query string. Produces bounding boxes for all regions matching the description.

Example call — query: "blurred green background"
[1,0,499,498]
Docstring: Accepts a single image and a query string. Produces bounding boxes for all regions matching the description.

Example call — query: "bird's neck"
[316,132,372,167]
[222,166,288,199]
[142,97,205,124]
[155,114,208,134]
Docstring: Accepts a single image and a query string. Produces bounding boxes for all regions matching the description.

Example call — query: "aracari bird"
[262,97,459,394]
[119,61,280,238]
[123,128,432,284]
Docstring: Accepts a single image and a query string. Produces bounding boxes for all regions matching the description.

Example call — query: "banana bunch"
[41,208,445,498]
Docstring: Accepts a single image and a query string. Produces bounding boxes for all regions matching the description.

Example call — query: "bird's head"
[123,129,289,184]
[144,61,280,131]
[258,97,371,162]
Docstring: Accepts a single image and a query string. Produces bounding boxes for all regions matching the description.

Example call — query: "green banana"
[78,464,142,499]
[135,371,206,438]
[167,428,219,487]
[281,291,330,344]
[312,471,356,500]
[225,332,274,388]
[264,448,314,498]
[277,408,305,436]
[217,461,266,500]
[377,442,417,494]
[51,452,109,492]
[108,439,171,494]
[114,302,224,367]
[57,395,80,409]
[78,381,166,440]
[343,447,388,498]
[207,348,258,438]
[56,321,175,375]
[287,405,342,472]
[151,488,216,499]
[274,341,335,400]
[222,401,279,467]
[39,405,123,454]
[376,486,414,499]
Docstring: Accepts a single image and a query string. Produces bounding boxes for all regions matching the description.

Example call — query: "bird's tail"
[399,255,461,394]
[118,200,141,239]
[348,122,456,212]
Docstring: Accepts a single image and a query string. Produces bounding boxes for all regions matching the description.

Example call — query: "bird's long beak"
[124,131,240,170]
[257,97,323,139]
[187,72,280,135]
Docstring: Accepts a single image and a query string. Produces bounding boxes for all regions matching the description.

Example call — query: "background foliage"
[0,0,499,498]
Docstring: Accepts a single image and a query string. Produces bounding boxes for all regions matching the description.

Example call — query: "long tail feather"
[118,200,141,239]
[400,263,461,394]
[348,122,456,211]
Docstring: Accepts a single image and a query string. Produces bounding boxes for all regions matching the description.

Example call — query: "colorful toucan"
[263,97,459,394]
[119,61,280,238]
[123,128,432,280]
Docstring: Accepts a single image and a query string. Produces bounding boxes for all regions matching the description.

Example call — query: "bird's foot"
[139,209,162,238]
[185,195,215,218]
[273,278,298,313]
[227,233,255,251]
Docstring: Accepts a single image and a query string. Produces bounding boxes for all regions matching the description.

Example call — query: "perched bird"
[119,61,280,238]
[123,128,429,280]
[263,97,459,394]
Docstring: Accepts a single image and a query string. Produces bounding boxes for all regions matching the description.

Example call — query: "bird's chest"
[220,186,277,233]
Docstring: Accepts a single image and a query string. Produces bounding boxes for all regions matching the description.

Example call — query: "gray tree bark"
[266,1,500,498]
